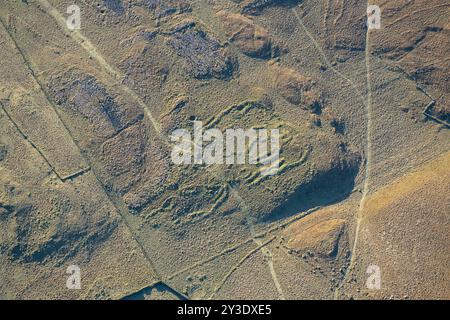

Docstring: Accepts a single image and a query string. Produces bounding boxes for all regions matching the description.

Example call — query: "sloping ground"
[265,151,449,300]
[340,151,450,299]
[0,8,158,298]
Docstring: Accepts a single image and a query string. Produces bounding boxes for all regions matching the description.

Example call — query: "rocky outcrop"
[48,71,143,139]
[0,144,7,161]
[103,0,125,15]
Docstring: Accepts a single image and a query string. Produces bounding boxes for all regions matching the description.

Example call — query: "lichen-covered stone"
[168,26,236,80]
